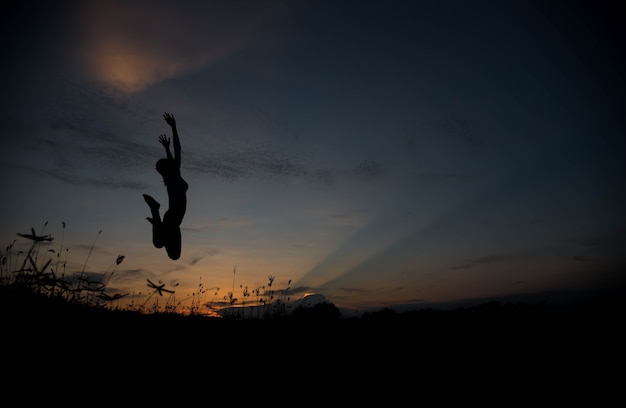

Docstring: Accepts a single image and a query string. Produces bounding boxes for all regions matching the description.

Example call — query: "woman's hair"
[156,158,172,176]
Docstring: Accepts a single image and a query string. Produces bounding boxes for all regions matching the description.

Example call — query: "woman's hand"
[163,112,176,128]
[159,134,170,148]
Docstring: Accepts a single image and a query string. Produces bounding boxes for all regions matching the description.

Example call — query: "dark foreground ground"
[2,283,623,343]
[1,283,624,402]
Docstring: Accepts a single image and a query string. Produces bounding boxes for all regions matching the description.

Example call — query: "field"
[2,225,624,374]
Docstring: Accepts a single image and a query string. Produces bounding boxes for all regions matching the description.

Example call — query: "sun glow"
[76,0,280,93]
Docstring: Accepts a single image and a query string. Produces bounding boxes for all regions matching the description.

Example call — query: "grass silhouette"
[0,221,335,321]
[2,221,624,343]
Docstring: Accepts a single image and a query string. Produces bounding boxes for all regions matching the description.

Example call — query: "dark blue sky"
[1,0,624,313]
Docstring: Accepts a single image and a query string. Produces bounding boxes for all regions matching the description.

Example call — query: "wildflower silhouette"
[146,278,175,296]
[17,228,53,242]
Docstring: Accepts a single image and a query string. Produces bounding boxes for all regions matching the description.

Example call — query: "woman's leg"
[162,212,182,260]
[164,227,182,260]
[143,194,165,248]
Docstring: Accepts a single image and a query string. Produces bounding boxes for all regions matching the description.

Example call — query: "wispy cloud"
[75,0,289,93]
[184,147,307,180]
[28,166,148,190]
[450,254,511,270]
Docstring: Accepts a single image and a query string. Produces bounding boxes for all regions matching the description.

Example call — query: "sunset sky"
[1,0,624,315]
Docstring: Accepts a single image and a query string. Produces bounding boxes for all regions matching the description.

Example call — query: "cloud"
[183,144,392,186]
[74,0,289,93]
[27,166,147,190]
[7,118,154,190]
[351,159,386,181]
[10,114,388,190]
[410,172,473,183]
[184,147,306,180]
[450,255,511,270]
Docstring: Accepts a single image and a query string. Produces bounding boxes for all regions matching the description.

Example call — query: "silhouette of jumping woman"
[143,112,189,260]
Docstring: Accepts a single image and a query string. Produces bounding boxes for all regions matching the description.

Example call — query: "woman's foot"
[143,194,160,211]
